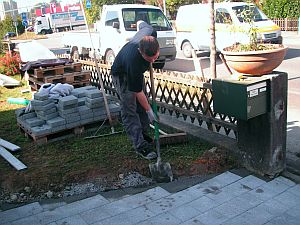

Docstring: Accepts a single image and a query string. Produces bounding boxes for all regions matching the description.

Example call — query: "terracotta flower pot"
[221,44,288,75]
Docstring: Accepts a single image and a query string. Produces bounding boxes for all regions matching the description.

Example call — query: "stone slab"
[36,107,57,117]
[33,102,56,111]
[25,117,45,127]
[46,117,66,128]
[33,92,48,101]
[38,112,59,121]
[57,95,78,107]
[85,89,102,99]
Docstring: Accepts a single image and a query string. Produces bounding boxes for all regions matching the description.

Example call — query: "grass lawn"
[0,76,236,202]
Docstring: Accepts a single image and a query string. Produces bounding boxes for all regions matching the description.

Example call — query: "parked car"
[3,32,16,40]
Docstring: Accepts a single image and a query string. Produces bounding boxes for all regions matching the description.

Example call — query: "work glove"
[146,108,158,123]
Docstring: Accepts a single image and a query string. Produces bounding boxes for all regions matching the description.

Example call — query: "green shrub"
[262,0,300,18]
[0,51,21,76]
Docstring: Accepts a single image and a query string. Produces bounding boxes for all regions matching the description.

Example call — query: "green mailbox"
[212,77,269,120]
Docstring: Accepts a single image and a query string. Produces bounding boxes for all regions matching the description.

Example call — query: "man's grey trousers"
[112,74,150,151]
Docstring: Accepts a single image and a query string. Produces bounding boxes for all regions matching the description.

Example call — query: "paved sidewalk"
[1,171,299,225]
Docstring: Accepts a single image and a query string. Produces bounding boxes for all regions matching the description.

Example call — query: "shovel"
[148,63,173,183]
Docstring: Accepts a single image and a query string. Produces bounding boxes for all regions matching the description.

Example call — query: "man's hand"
[146,108,158,123]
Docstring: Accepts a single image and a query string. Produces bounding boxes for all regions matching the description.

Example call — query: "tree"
[0,16,15,38]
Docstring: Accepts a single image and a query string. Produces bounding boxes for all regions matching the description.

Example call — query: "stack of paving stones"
[16,85,120,138]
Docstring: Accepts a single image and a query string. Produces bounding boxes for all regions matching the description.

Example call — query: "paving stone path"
[1,172,300,225]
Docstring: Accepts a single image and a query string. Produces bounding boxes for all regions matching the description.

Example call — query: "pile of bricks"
[27,62,91,92]
[16,86,120,143]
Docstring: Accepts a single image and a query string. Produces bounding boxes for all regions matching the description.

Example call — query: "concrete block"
[71,89,87,98]
[85,89,102,99]
[86,96,104,104]
[78,97,86,106]
[57,103,78,111]
[51,125,66,133]
[59,111,79,118]
[86,101,104,109]
[80,118,94,125]
[58,95,78,107]
[38,111,59,121]
[31,99,53,107]
[33,102,56,111]
[35,107,57,117]
[109,103,121,113]
[66,121,81,129]
[78,105,91,115]
[47,117,66,127]
[93,115,107,122]
[33,92,48,101]
[20,112,37,120]
[25,117,45,127]
[15,108,25,117]
[66,116,81,124]
[80,112,94,120]
[31,124,52,136]
[93,109,106,117]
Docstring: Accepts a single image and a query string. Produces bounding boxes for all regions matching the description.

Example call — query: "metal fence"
[272,18,299,31]
[77,58,237,138]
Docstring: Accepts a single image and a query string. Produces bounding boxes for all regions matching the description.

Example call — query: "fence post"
[298,17,300,35]
[284,18,288,31]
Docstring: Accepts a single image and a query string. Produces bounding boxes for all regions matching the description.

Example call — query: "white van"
[62,4,177,69]
[176,2,282,58]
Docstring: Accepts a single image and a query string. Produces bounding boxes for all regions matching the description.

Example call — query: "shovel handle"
[149,63,161,159]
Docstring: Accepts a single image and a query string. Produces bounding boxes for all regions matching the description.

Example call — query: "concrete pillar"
[237,72,287,177]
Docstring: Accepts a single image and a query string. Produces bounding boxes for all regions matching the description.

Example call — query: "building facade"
[0,0,18,21]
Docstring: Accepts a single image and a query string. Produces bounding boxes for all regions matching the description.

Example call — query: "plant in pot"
[221,1,287,76]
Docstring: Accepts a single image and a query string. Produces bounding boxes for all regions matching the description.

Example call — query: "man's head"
[139,36,160,63]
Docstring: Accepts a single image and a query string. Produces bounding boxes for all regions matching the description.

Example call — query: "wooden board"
[0,146,27,170]
[0,138,21,152]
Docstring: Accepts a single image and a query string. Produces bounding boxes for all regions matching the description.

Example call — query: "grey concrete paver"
[2,173,300,225]
[237,175,267,189]
[274,176,297,187]
[145,190,194,214]
[197,172,242,189]
[0,202,43,224]
[80,205,112,224]
[56,215,88,225]
[168,204,201,222]
[288,184,300,197]
[274,190,300,208]
[189,209,229,225]
[99,205,156,225]
[138,212,180,225]
[264,213,299,225]
[187,196,219,213]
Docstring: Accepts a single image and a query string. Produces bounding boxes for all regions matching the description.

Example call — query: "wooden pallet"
[30,62,82,79]
[18,117,119,145]
[28,70,91,91]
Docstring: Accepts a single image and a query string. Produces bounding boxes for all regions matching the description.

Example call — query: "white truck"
[34,11,85,34]
[61,4,177,69]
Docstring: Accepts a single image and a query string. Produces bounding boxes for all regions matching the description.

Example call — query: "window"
[122,8,172,31]
[232,5,268,23]
[216,8,232,24]
[105,11,119,26]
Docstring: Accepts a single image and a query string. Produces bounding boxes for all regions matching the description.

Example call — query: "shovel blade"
[149,161,173,183]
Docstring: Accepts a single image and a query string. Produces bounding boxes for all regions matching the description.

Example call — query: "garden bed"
[0,77,237,206]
